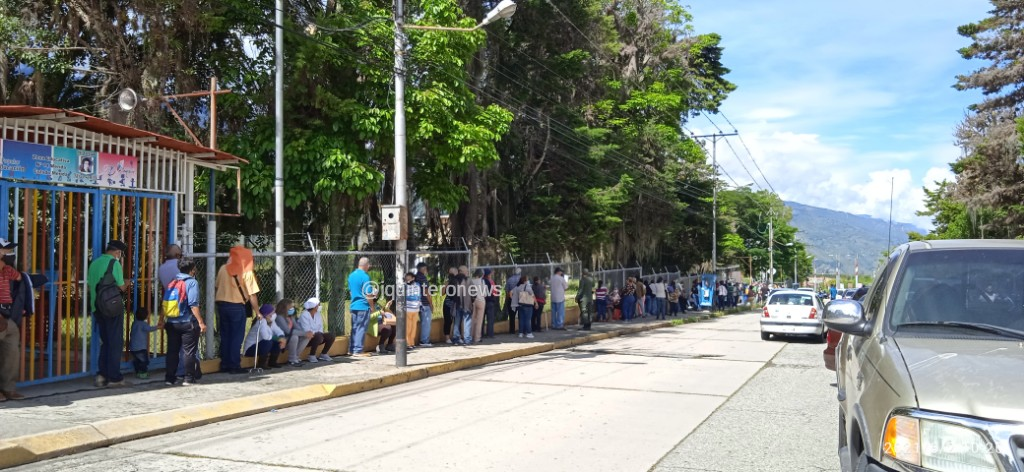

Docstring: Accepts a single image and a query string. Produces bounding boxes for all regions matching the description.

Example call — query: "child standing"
[129,307,163,379]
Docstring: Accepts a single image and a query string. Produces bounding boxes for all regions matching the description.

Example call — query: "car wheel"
[760,331,770,341]
[853,450,870,472]
[817,328,828,344]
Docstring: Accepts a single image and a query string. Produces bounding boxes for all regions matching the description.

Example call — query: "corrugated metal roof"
[0,105,247,164]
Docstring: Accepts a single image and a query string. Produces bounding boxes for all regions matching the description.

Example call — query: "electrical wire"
[718,110,778,195]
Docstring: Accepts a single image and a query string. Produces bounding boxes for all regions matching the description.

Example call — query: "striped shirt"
[595,287,608,300]
[0,265,21,304]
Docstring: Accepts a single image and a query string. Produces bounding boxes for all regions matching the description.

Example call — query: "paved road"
[13,313,841,472]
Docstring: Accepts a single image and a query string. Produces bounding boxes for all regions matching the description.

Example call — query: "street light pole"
[691,132,737,288]
[391,0,517,367]
[273,0,285,299]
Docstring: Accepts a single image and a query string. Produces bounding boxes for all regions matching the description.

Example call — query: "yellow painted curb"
[0,321,672,469]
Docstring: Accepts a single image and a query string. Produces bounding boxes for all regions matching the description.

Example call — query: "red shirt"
[0,265,22,304]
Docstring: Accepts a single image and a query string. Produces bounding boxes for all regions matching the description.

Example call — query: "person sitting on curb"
[243,304,287,369]
[371,299,397,354]
[297,297,335,362]
[276,299,308,367]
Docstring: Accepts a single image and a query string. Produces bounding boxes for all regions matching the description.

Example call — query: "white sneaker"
[526,333,535,339]
[318,354,333,362]
[518,333,524,338]
[421,342,433,347]
[307,355,319,363]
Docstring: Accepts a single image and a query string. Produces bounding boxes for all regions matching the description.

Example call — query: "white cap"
[303,297,320,310]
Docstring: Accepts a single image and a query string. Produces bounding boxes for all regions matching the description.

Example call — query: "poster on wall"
[51,146,98,185]
[1,139,137,189]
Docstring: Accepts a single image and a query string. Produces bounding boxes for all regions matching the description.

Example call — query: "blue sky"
[685,0,991,228]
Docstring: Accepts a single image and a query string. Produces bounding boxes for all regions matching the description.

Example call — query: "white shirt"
[652,283,667,298]
[405,282,421,312]
[243,315,286,353]
[296,309,325,335]
[549,275,569,303]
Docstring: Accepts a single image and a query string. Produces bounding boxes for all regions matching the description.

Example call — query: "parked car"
[826,240,1024,472]
[842,288,857,299]
[760,289,827,342]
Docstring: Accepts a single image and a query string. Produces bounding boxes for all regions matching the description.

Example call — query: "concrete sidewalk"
[0,314,713,469]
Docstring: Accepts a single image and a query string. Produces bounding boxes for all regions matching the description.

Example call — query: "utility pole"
[393,0,409,367]
[273,0,285,299]
[768,218,774,287]
[691,132,737,286]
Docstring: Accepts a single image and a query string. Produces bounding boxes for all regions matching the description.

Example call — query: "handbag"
[518,286,535,305]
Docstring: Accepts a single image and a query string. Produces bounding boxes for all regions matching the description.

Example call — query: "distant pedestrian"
[299,297,336,362]
[578,269,594,330]
[404,272,421,349]
[483,269,499,338]
[215,246,261,374]
[443,268,458,343]
[653,277,667,320]
[532,276,546,332]
[549,268,568,329]
[163,257,205,386]
[595,281,608,321]
[717,282,727,308]
[453,265,473,345]
[667,282,679,316]
[504,268,522,334]
[88,240,130,388]
[348,257,375,357]
[129,307,162,379]
[0,239,29,401]
[470,269,487,343]
[635,278,646,317]
[416,262,434,347]
[622,278,637,322]
[513,276,536,338]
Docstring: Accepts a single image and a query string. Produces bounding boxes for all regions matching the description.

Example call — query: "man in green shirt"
[578,269,595,331]
[87,240,129,388]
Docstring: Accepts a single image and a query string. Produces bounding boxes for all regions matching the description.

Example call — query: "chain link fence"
[187,249,469,359]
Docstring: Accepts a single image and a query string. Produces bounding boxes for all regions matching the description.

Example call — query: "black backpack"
[95,259,124,319]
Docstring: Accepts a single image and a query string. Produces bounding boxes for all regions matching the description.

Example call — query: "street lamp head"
[479,0,517,27]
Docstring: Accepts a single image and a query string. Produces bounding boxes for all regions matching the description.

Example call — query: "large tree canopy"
[1,0,797,273]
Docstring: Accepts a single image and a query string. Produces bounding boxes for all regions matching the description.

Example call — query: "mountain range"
[786,201,927,276]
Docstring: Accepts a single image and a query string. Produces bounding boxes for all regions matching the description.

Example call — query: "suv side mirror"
[824,300,872,336]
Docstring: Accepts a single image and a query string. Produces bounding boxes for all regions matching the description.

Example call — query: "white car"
[760,289,827,342]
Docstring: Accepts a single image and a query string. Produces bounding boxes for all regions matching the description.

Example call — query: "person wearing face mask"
[87,240,130,388]
[243,304,287,370]
[282,298,312,367]
[297,298,335,362]
[0,239,25,401]
[273,299,301,367]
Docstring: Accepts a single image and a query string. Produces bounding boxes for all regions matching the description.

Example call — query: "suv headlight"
[884,414,998,472]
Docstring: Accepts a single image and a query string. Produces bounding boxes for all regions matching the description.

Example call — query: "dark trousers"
[244,339,281,358]
[533,301,545,331]
[595,300,608,321]
[504,296,516,333]
[165,319,200,383]
[443,298,456,336]
[217,302,248,370]
[378,326,396,351]
[484,299,498,337]
[131,350,149,374]
[308,332,335,356]
[95,313,125,382]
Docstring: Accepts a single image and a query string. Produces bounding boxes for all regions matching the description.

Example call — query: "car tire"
[853,450,870,472]
[760,331,770,341]
[817,329,828,344]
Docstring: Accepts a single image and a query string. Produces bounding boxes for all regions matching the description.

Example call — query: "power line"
[717,111,778,195]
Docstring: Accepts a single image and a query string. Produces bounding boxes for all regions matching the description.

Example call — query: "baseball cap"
[106,240,128,252]
[304,297,320,310]
[0,238,17,250]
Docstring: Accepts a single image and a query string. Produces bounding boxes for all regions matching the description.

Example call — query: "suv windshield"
[768,293,814,306]
[889,249,1024,335]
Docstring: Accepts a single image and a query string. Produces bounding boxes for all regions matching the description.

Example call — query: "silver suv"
[825,240,1024,472]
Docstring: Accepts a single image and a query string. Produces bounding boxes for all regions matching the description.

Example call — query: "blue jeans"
[595,300,607,320]
[622,295,636,321]
[419,305,433,344]
[350,310,370,354]
[95,312,125,382]
[657,298,667,319]
[518,306,534,335]
[453,308,472,344]
[217,302,248,371]
[551,302,565,328]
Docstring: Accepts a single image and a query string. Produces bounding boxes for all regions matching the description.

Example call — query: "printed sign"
[1,139,137,189]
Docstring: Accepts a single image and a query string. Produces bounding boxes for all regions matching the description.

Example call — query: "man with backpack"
[163,258,205,386]
[87,240,130,388]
